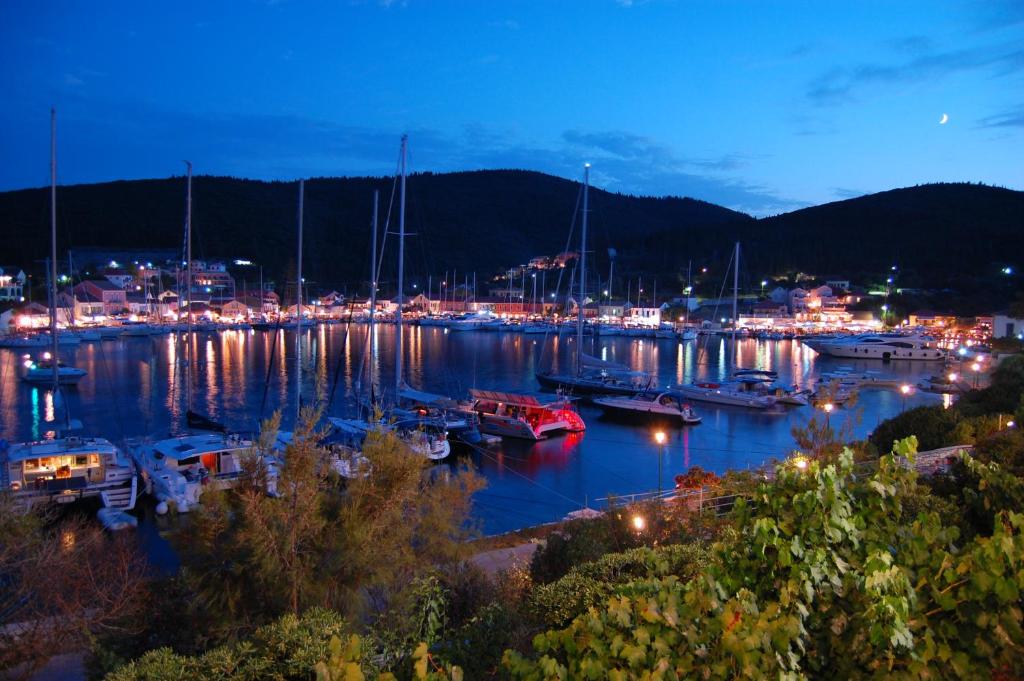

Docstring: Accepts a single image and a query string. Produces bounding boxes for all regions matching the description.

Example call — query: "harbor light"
[1008,421,1016,428]
[822,402,834,414]
[43,351,51,360]
[1002,267,1013,275]
[654,431,666,445]
[948,372,958,382]
[631,514,646,531]
[900,384,911,395]
[958,347,967,356]
[971,362,981,372]
[792,456,809,471]
[881,304,888,311]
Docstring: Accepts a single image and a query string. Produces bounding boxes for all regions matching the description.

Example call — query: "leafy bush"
[869,404,959,452]
[528,516,635,584]
[505,441,1024,679]
[107,608,349,680]
[528,543,710,627]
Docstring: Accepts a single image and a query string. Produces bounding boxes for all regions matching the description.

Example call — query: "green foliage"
[528,517,632,585]
[528,543,710,628]
[869,404,959,452]
[956,354,1024,418]
[505,440,1024,679]
[107,608,350,681]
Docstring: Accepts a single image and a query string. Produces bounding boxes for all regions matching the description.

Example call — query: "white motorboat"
[522,322,557,334]
[2,436,137,512]
[131,432,277,514]
[802,333,945,361]
[22,356,87,385]
[468,389,586,441]
[593,391,702,424]
[674,381,776,409]
[448,311,501,332]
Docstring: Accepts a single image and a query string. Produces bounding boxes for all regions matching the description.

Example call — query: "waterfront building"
[0,266,27,301]
[992,312,1024,339]
[72,280,127,317]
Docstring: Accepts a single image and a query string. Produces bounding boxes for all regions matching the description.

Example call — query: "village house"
[992,312,1024,339]
[907,310,958,329]
[628,306,661,327]
[73,280,128,316]
[0,266,27,301]
[217,300,251,321]
[598,299,630,319]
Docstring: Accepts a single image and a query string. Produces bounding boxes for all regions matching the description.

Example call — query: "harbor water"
[0,325,948,535]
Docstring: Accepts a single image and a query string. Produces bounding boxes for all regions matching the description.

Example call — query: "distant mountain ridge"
[0,172,1019,293]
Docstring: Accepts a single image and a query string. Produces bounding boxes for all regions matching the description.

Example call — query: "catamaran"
[468,389,585,441]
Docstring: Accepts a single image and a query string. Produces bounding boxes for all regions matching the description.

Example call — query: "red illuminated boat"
[467,389,586,441]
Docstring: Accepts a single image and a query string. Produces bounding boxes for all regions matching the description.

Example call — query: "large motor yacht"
[802,334,945,361]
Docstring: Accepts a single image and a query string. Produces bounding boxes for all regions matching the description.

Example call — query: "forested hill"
[0,170,749,291]
[0,173,1020,292]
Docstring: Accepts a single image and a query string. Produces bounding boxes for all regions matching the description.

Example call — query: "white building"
[992,313,1024,339]
[0,266,26,301]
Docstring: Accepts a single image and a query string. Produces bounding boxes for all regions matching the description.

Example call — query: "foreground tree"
[172,406,485,646]
[0,501,148,680]
[505,438,1024,679]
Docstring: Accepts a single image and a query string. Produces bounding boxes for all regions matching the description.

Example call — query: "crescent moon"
[939,113,949,124]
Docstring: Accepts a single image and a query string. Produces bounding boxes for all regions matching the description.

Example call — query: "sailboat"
[536,164,653,397]
[131,164,278,513]
[2,110,138,518]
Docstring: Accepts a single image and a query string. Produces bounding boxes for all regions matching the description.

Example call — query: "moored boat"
[468,389,585,440]
[593,391,702,424]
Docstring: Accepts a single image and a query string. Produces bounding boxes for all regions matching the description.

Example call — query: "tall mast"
[395,135,407,393]
[732,241,740,341]
[577,163,589,375]
[295,179,304,421]
[184,161,193,414]
[49,109,59,395]
[369,189,379,402]
[685,260,692,326]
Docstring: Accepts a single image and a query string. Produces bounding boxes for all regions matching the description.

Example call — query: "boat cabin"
[2,436,134,507]
[149,433,254,481]
[469,389,586,439]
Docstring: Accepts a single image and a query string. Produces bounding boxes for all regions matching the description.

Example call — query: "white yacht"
[2,436,137,512]
[802,334,945,361]
[327,417,451,460]
[448,311,500,332]
[131,432,278,514]
[21,355,87,385]
[593,391,702,424]
[674,381,776,409]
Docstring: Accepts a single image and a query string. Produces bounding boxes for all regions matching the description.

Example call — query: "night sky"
[1,0,1022,214]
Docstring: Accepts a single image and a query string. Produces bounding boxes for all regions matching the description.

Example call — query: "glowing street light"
[822,401,834,428]
[971,362,982,389]
[900,384,912,412]
[654,430,667,494]
[632,514,646,531]
[792,455,809,471]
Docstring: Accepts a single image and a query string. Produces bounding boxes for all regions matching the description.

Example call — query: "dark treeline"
[1,172,1021,298]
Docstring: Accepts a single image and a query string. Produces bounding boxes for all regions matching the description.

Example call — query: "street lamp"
[822,402,834,429]
[900,384,912,412]
[632,514,646,532]
[760,280,768,296]
[971,362,981,388]
[654,431,667,495]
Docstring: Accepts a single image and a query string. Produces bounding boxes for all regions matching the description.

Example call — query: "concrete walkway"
[470,542,539,578]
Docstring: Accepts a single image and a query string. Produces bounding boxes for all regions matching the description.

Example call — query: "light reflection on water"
[0,326,946,534]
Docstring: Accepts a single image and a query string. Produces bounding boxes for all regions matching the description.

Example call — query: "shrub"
[107,608,349,680]
[528,543,710,627]
[869,404,958,452]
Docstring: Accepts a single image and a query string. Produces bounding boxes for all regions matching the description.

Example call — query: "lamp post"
[971,362,981,389]
[761,280,767,297]
[822,402,834,430]
[900,384,911,413]
[654,430,667,495]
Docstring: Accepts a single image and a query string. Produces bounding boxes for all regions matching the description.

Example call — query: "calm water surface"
[0,325,947,535]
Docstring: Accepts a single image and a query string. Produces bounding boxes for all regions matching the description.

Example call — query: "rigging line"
[259,322,283,423]
[376,152,403,286]
[537,183,584,368]
[464,439,584,508]
[327,297,363,412]
[697,247,735,365]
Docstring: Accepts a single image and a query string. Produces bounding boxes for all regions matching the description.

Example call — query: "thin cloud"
[977,107,1024,129]
[807,43,1024,105]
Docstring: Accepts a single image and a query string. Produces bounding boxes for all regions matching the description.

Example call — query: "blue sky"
[1,0,1022,214]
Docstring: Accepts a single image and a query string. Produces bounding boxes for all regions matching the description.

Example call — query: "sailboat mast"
[577,163,589,375]
[731,242,739,341]
[49,109,59,394]
[369,189,379,400]
[184,161,193,413]
[295,179,304,421]
[395,134,407,393]
[685,260,692,326]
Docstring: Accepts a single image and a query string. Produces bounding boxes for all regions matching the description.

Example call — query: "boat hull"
[536,372,644,397]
